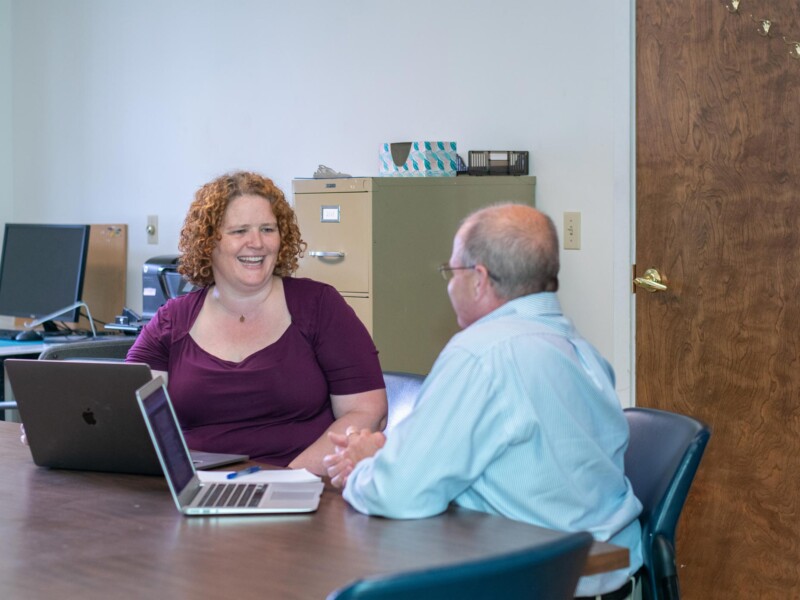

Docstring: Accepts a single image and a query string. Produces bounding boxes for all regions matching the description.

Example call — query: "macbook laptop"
[4,359,248,474]
[136,376,324,515]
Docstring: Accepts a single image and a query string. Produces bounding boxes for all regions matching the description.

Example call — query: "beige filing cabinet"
[293,176,536,375]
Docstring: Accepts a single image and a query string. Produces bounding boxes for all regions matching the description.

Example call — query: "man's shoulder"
[455,312,559,344]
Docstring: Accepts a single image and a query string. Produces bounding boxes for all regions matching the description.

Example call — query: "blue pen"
[226,466,261,480]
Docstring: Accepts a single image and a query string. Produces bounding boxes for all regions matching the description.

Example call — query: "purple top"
[127,277,384,465]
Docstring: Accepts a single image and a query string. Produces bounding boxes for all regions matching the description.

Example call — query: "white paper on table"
[197,468,321,484]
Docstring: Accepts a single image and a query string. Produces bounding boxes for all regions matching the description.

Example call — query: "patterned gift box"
[379,141,458,177]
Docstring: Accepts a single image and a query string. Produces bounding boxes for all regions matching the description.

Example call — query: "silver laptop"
[4,359,248,474]
[136,376,324,516]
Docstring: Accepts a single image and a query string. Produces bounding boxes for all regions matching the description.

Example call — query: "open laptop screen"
[140,382,195,491]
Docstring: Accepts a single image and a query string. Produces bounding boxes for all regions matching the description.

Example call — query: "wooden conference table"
[0,422,628,599]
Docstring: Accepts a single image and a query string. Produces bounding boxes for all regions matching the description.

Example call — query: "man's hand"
[323,426,386,489]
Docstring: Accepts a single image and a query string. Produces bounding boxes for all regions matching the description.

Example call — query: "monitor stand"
[24,301,97,339]
[41,321,62,335]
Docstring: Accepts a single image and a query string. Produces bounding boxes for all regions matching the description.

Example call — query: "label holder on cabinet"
[320,205,341,223]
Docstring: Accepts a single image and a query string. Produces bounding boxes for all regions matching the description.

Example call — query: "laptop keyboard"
[197,483,267,508]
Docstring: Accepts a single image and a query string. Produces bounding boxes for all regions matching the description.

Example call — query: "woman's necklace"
[212,286,270,323]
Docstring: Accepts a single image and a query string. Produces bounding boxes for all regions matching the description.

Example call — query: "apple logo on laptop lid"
[82,409,97,425]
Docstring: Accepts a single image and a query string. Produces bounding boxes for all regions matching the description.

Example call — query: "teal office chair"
[623,407,711,600]
[37,336,136,361]
[326,530,593,600]
[382,371,425,434]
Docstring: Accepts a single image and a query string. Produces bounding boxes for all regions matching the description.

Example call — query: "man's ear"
[472,264,492,296]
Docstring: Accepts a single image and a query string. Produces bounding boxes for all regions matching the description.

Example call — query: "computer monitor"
[0,224,91,326]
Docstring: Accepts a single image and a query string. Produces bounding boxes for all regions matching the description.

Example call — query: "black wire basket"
[467,151,529,176]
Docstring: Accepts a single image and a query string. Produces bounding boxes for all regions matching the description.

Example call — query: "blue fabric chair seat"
[383,370,425,434]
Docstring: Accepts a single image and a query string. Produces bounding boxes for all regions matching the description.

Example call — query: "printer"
[141,255,197,319]
[109,255,196,333]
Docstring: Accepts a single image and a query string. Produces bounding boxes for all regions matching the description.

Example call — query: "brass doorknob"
[633,268,668,293]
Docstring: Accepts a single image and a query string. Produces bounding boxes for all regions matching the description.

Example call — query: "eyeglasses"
[438,263,477,282]
[438,263,501,283]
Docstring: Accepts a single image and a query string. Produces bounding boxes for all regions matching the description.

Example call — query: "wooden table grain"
[0,421,627,599]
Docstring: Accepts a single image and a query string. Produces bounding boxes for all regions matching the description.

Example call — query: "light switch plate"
[564,212,581,250]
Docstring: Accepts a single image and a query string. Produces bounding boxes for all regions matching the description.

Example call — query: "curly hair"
[178,171,306,287]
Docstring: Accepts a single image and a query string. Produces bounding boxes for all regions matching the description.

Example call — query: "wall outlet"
[146,215,158,245]
[564,212,581,250]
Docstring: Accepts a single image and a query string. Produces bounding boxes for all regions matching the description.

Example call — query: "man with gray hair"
[324,203,643,599]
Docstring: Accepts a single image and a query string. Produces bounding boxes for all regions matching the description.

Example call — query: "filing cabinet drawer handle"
[309,251,346,258]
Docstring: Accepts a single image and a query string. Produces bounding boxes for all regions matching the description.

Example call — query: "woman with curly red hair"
[127,171,386,475]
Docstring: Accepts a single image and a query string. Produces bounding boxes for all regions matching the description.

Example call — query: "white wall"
[0,0,11,330]
[6,0,634,403]
[0,0,11,226]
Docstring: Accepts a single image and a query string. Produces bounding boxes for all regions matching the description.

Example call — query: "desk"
[0,422,628,599]
[0,339,45,357]
[0,335,101,357]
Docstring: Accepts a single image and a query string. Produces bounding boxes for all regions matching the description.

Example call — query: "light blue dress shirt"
[343,293,643,596]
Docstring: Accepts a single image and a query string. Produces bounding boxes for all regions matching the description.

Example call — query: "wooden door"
[636,1,800,597]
